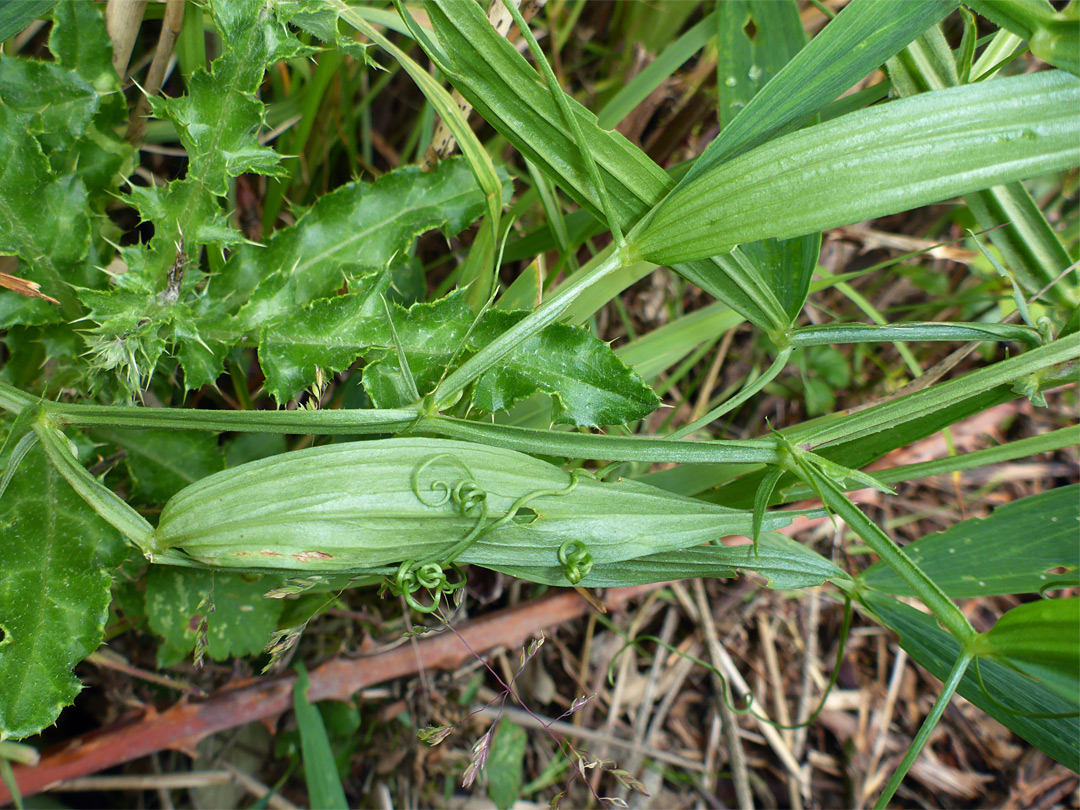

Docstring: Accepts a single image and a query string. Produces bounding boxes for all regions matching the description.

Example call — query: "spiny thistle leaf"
[0,441,125,739]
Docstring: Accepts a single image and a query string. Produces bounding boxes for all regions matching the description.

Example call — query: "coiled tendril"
[386,456,593,612]
[558,540,594,585]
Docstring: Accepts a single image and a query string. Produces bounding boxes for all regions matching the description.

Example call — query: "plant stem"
[667,346,793,440]
[808,465,976,644]
[873,651,974,808]
[790,321,1042,348]
[421,415,779,464]
[34,419,155,553]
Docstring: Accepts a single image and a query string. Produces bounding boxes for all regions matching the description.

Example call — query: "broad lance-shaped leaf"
[860,485,1080,599]
[491,531,848,589]
[0,441,126,739]
[260,288,659,426]
[420,0,785,331]
[226,157,505,331]
[692,0,960,182]
[420,0,954,330]
[862,590,1079,769]
[633,70,1080,265]
[887,25,1078,308]
[981,597,1079,705]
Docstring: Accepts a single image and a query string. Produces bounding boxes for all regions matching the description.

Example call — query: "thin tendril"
[558,539,594,585]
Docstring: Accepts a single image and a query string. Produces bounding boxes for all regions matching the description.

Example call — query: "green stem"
[779,424,1080,501]
[500,0,624,246]
[419,416,779,464]
[33,419,155,554]
[790,322,1042,349]
[873,651,974,808]
[806,464,976,644]
[667,346,793,440]
[795,331,1080,449]
[432,249,629,409]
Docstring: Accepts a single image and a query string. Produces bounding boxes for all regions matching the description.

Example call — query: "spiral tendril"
[558,539,594,585]
[388,457,592,612]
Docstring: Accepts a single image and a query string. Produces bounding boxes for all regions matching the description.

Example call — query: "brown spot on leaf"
[259,550,284,557]
[292,551,333,562]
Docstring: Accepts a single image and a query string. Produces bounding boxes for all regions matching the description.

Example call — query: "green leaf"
[691,0,959,180]
[487,719,527,810]
[861,486,1079,598]
[293,663,349,810]
[0,0,56,42]
[0,441,125,739]
[421,0,784,330]
[982,597,1080,705]
[862,590,1079,769]
[256,281,388,404]
[597,15,715,130]
[486,529,841,589]
[226,158,497,330]
[717,0,806,135]
[889,25,1078,309]
[151,0,301,196]
[469,309,660,426]
[94,429,226,503]
[49,0,124,130]
[968,0,1079,75]
[701,52,815,305]
[0,104,90,322]
[0,59,99,152]
[144,568,283,665]
[634,71,1080,265]
[261,286,658,425]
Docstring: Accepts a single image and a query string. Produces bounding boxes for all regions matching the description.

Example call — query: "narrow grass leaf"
[293,663,349,810]
[0,0,55,41]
